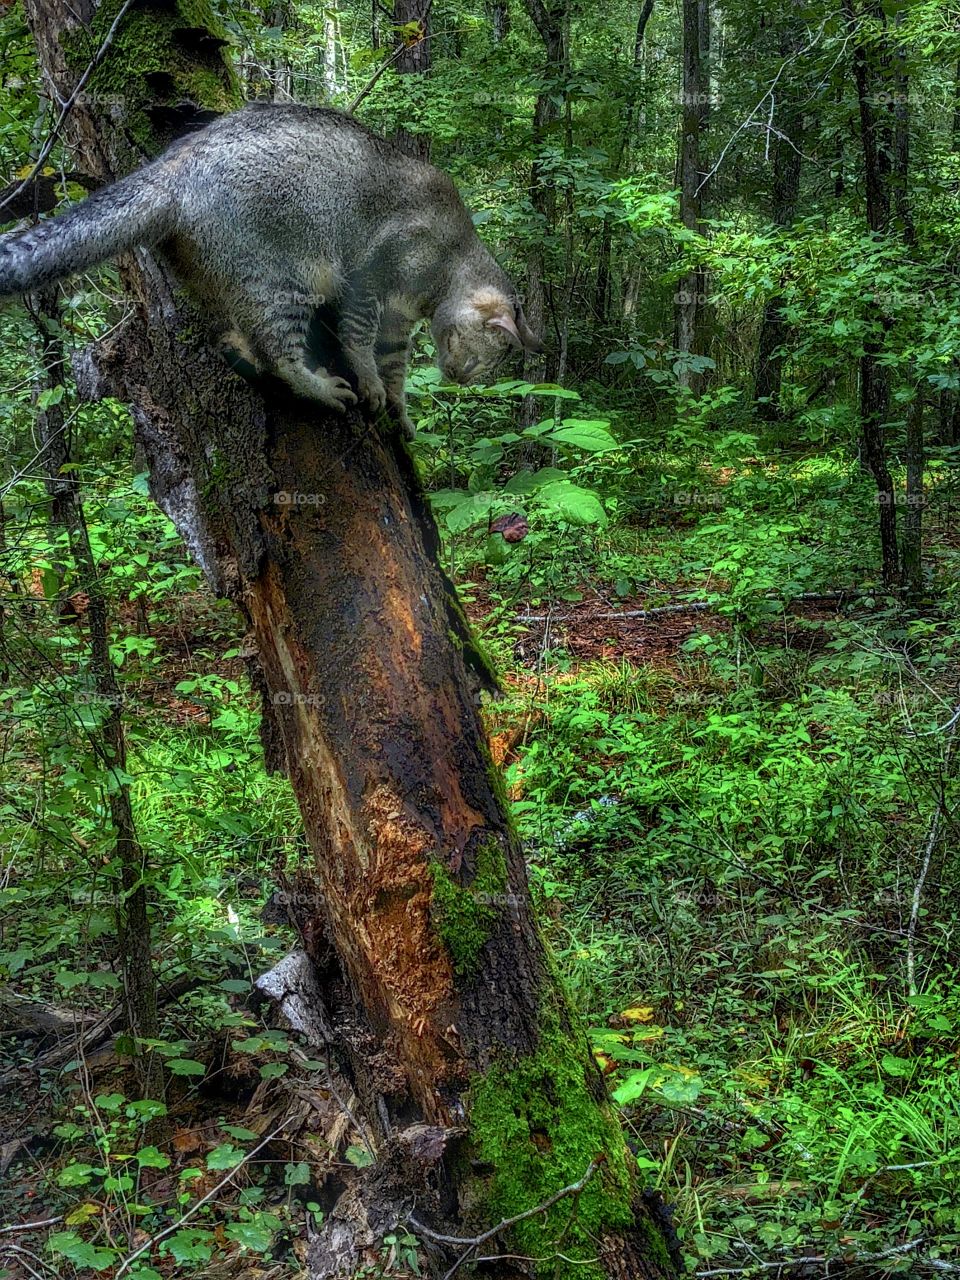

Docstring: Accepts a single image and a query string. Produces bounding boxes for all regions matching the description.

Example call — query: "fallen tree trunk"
[17,4,675,1276]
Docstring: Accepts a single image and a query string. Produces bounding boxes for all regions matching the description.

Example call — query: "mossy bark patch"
[429,836,507,976]
[63,0,238,161]
[468,1005,674,1280]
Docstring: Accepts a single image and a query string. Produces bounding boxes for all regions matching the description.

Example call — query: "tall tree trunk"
[596,0,656,324]
[754,14,805,421]
[392,0,432,159]
[902,394,924,597]
[19,2,676,1275]
[486,0,511,42]
[321,11,341,99]
[847,0,899,586]
[521,0,568,406]
[29,289,160,1096]
[675,0,708,392]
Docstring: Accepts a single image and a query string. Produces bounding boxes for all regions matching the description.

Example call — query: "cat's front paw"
[357,371,388,415]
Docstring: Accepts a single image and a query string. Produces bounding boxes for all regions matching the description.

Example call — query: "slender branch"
[695,1237,925,1277]
[347,42,408,111]
[0,1244,53,1280]
[841,1160,948,1228]
[694,18,828,198]
[347,16,447,114]
[0,1219,63,1236]
[409,1159,599,1277]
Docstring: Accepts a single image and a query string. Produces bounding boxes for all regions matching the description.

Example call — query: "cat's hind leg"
[234,280,358,412]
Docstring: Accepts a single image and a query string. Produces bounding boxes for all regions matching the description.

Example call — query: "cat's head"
[432,287,543,385]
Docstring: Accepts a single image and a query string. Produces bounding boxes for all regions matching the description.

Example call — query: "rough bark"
[902,394,924,598]
[392,0,432,159]
[486,0,511,43]
[19,1,676,1275]
[595,0,656,325]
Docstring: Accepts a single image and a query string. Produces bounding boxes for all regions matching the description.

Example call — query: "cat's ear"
[485,313,524,348]
[515,305,544,354]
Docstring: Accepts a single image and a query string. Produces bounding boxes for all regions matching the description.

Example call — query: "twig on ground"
[696,1237,928,1276]
[517,590,866,625]
[0,1242,55,1280]
[0,1218,63,1236]
[113,1117,294,1277]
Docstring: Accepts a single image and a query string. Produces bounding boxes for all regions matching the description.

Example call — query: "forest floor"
[2,442,960,1279]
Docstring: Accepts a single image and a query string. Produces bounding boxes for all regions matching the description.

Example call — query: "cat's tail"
[0,161,175,298]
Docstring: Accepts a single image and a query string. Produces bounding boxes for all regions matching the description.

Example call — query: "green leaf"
[136,1146,171,1169]
[536,481,607,526]
[657,1072,702,1104]
[48,1231,117,1271]
[224,1220,274,1252]
[259,1061,289,1080]
[881,1053,915,1077]
[284,1160,311,1185]
[207,1143,244,1170]
[445,492,496,534]
[345,1144,375,1168]
[221,1124,260,1141]
[167,1058,206,1077]
[94,1092,126,1111]
[160,1228,216,1264]
[549,419,618,452]
[613,1068,654,1105]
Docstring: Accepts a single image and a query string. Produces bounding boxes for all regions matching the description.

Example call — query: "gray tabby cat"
[0,103,541,436]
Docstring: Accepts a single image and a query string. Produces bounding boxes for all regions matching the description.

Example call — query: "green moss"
[63,0,240,156]
[200,444,246,501]
[468,1001,673,1280]
[430,837,507,977]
